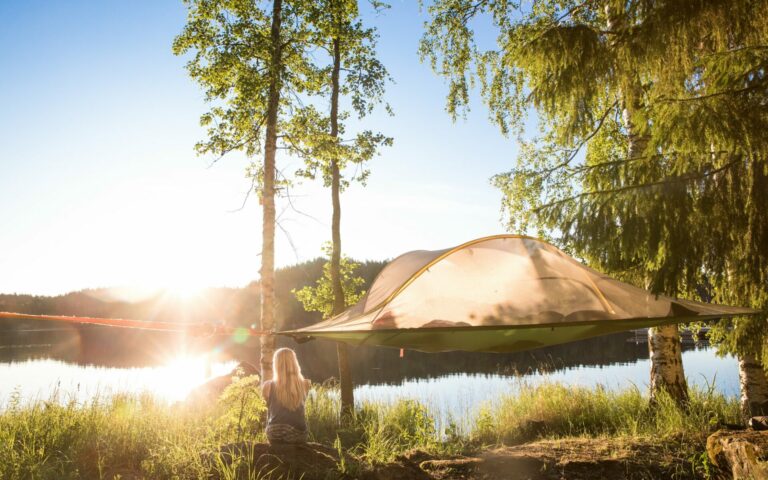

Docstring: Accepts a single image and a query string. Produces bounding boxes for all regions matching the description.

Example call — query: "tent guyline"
[0,311,271,338]
[1,236,760,353]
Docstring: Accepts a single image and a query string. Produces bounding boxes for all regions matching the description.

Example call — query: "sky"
[0,1,523,296]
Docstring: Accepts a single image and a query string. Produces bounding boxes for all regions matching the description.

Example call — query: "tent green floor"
[292,316,723,353]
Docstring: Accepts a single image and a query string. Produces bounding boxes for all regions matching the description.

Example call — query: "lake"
[0,326,739,428]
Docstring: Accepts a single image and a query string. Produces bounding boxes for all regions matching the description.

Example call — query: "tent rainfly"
[285,235,759,353]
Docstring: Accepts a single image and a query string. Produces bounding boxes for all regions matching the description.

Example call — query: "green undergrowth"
[0,377,740,479]
[470,381,740,445]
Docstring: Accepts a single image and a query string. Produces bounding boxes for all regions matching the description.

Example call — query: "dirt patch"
[475,437,689,480]
[414,437,698,480]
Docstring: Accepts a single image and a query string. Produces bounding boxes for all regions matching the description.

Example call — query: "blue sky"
[0,1,522,295]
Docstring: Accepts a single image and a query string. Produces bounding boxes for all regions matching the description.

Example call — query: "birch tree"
[174,0,322,382]
[289,0,391,417]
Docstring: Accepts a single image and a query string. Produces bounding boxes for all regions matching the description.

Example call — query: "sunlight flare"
[152,354,235,402]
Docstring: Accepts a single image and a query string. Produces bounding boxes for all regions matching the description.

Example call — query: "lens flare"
[233,327,250,344]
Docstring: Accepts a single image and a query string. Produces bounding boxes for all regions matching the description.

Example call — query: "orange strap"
[0,311,270,337]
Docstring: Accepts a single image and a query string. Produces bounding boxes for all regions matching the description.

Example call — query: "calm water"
[0,327,739,428]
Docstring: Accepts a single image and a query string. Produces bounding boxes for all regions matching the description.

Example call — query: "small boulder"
[213,442,345,479]
[400,449,483,477]
[211,442,435,480]
[751,416,768,431]
[187,361,259,402]
[707,429,768,479]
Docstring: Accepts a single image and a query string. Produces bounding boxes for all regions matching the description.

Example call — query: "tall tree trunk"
[739,354,768,422]
[605,4,689,406]
[329,31,355,418]
[648,324,689,405]
[259,0,283,383]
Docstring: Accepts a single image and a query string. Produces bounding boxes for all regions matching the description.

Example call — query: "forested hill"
[0,258,388,331]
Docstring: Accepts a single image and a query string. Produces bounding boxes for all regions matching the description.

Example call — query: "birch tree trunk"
[648,324,689,405]
[739,354,768,421]
[605,4,688,406]
[259,0,283,383]
[328,30,355,418]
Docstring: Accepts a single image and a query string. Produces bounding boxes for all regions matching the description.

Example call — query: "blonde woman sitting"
[262,348,311,444]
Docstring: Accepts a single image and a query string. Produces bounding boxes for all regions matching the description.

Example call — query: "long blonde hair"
[271,348,307,410]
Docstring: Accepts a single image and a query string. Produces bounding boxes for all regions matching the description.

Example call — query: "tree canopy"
[173,0,321,166]
[287,0,392,189]
[422,0,768,359]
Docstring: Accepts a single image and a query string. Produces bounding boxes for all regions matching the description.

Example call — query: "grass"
[0,377,741,479]
[469,381,740,445]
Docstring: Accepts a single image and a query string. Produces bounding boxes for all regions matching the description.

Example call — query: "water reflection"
[0,326,737,418]
[0,356,238,406]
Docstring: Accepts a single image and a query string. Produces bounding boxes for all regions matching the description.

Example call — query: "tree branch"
[536,159,740,212]
[536,99,619,181]
[659,83,766,103]
[228,174,259,213]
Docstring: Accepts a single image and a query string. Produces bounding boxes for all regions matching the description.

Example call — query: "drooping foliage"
[422,0,768,360]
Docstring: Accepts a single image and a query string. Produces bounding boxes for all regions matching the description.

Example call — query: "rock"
[419,457,484,476]
[213,442,346,479]
[399,449,483,477]
[707,429,768,479]
[211,442,435,480]
[399,449,439,465]
[363,462,434,480]
[187,361,259,402]
[751,417,768,431]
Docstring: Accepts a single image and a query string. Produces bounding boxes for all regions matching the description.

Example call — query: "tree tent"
[285,235,759,353]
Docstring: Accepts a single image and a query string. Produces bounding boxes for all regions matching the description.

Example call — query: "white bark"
[739,354,768,421]
[259,0,283,383]
[649,324,689,404]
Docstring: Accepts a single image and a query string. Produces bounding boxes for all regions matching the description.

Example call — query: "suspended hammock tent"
[285,235,759,353]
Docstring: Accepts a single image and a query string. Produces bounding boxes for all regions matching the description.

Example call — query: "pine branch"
[538,99,619,181]
[518,0,597,50]
[659,83,767,103]
[536,159,740,212]
[566,149,738,178]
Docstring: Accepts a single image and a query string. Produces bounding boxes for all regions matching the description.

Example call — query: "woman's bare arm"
[261,381,271,399]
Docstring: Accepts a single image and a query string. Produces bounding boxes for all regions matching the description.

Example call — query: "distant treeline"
[0,258,658,383]
[0,258,387,332]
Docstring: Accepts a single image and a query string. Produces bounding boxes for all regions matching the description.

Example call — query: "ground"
[209,436,707,480]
